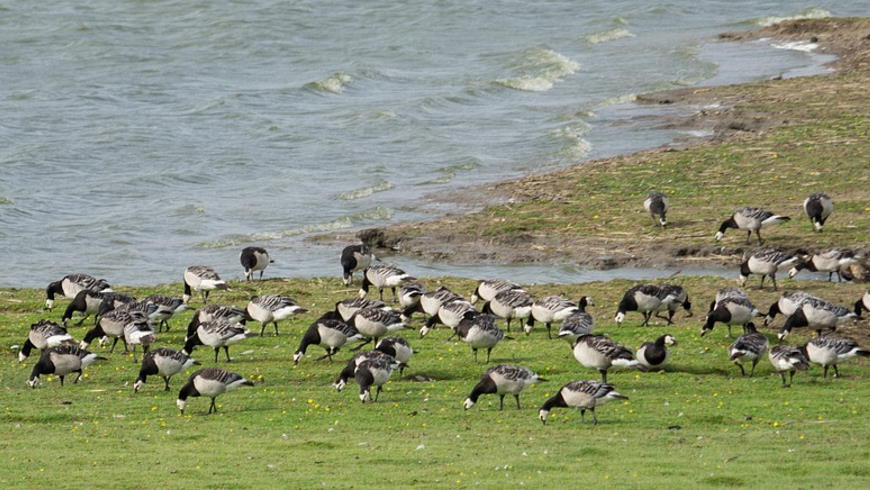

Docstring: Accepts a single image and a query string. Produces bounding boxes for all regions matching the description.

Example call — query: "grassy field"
[2,274,868,488]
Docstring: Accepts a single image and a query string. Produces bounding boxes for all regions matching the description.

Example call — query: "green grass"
[2,275,869,487]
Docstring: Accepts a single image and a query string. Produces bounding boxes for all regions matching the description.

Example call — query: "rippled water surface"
[0,1,862,286]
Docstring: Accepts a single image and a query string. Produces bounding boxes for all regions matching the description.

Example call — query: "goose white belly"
[725,304,756,325]
[246,303,274,323]
[354,318,389,338]
[635,293,661,312]
[769,356,796,371]
[805,343,837,366]
[812,255,842,272]
[573,343,609,369]
[271,305,303,321]
[154,356,186,376]
[747,256,778,275]
[560,388,594,408]
[368,367,393,386]
[440,303,473,328]
[318,325,350,348]
[193,377,229,397]
[465,328,498,349]
[251,251,271,271]
[489,372,526,395]
[391,344,413,364]
[49,353,81,376]
[44,334,73,348]
[803,306,843,328]
[100,318,127,337]
[420,296,445,316]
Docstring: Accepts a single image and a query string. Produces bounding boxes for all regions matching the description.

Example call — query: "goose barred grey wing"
[486,365,533,382]
[583,335,634,360]
[194,367,246,384]
[563,380,616,398]
[809,336,860,355]
[738,207,774,221]
[187,265,221,280]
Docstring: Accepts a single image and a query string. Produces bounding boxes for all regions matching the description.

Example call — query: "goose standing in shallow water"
[246,295,308,336]
[340,244,374,286]
[614,284,663,327]
[358,263,414,302]
[27,345,106,388]
[539,380,628,425]
[768,345,809,387]
[526,296,591,338]
[45,273,111,310]
[636,334,676,370]
[240,246,273,281]
[788,249,859,282]
[19,320,74,362]
[176,367,254,414]
[778,298,856,340]
[803,193,833,232]
[470,279,521,304]
[463,365,545,410]
[455,311,507,363]
[715,207,790,244]
[738,249,798,291]
[293,311,364,364]
[728,323,769,377]
[182,266,228,304]
[573,334,645,383]
[643,192,669,227]
[803,336,870,378]
[134,347,200,392]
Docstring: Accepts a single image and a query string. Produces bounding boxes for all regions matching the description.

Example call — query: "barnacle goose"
[454,311,507,363]
[855,290,870,318]
[177,367,254,414]
[358,263,414,301]
[728,323,769,377]
[403,286,462,323]
[348,307,406,348]
[526,296,591,338]
[481,289,533,332]
[186,304,248,339]
[803,193,833,232]
[463,365,545,410]
[240,246,273,281]
[707,288,748,315]
[715,207,790,244]
[182,320,253,362]
[80,304,150,354]
[293,311,364,364]
[778,298,857,340]
[142,294,188,332]
[803,336,870,378]
[421,298,475,338]
[636,334,676,370]
[27,345,106,388]
[335,297,387,323]
[644,192,669,227]
[768,345,809,387]
[398,281,425,310]
[134,347,200,392]
[614,284,663,327]
[332,350,395,392]
[557,310,595,344]
[653,285,692,324]
[702,296,760,338]
[573,334,645,383]
[738,248,798,291]
[539,380,628,425]
[470,279,521,304]
[45,274,111,310]
[246,295,308,336]
[61,289,106,326]
[340,244,374,286]
[375,337,413,375]
[182,266,228,304]
[763,291,819,326]
[18,320,74,362]
[788,249,859,282]
[354,355,399,403]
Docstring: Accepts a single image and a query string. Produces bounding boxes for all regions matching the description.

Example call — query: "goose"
[358,263,414,301]
[354,356,399,403]
[182,266,228,304]
[421,298,475,338]
[463,365,545,410]
[614,284,663,326]
[293,311,364,364]
[855,290,870,317]
[454,312,506,363]
[95,291,138,317]
[183,320,253,362]
[240,246,273,281]
[245,295,308,336]
[398,281,425,310]
[653,285,692,324]
[61,289,106,326]
[803,336,870,378]
[715,207,790,244]
[644,192,669,227]
[768,345,809,387]
[340,244,374,286]
[124,317,157,362]
[142,294,188,332]
[763,291,819,326]
[19,320,74,362]
[803,193,833,232]
[27,345,107,388]
[573,334,645,383]
[186,304,248,338]
[557,310,595,344]
[728,323,769,376]
[348,307,406,347]
[335,297,386,323]
[702,297,760,337]
[333,350,395,392]
[778,298,857,340]
[539,380,628,425]
[45,274,111,310]
[481,289,533,332]
[470,279,521,304]
[707,288,748,314]
[176,367,254,414]
[80,304,150,354]
[636,334,676,370]
[526,296,592,338]
[738,248,798,291]
[403,286,462,322]
[134,347,200,392]
[374,337,413,374]
[788,249,859,282]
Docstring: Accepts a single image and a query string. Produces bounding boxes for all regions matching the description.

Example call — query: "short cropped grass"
[1,275,868,488]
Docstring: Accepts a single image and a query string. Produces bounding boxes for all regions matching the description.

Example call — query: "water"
[0,1,864,287]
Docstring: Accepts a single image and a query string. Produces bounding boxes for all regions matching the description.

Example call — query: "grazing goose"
[763,291,819,326]
[729,323,769,376]
[803,336,870,378]
[358,263,414,301]
[539,380,627,425]
[573,334,645,383]
[183,320,253,362]
[348,307,406,347]
[240,246,273,281]
[340,244,374,286]
[421,298,475,338]
[186,304,248,338]
[481,289,533,332]
[333,350,395,392]
[454,312,506,363]
[27,345,106,388]
[788,249,859,282]
[134,347,200,392]
[702,297,760,337]
[738,248,798,291]
[293,311,364,364]
[636,334,676,370]
[246,295,308,336]
[403,286,462,322]
[557,310,595,344]
[653,285,692,324]
[768,345,809,387]
[61,289,106,326]
[707,288,748,314]
[715,207,790,244]
[354,356,399,403]
[95,292,138,318]
[176,367,254,414]
[644,192,669,227]
[778,298,857,340]
[463,365,544,410]
[335,297,387,323]
[855,290,870,317]
[19,320,74,362]
[45,274,111,310]
[142,294,188,332]
[398,281,425,310]
[80,305,150,354]
[470,279,521,304]
[375,337,413,375]
[526,296,592,338]
[804,193,833,232]
[182,266,228,304]
[124,317,157,362]
[614,284,663,327]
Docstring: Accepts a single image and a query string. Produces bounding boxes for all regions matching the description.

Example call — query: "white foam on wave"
[417,158,482,185]
[754,7,830,27]
[771,41,818,52]
[584,27,635,45]
[597,93,637,107]
[551,123,592,160]
[336,179,394,200]
[308,72,353,94]
[496,48,580,92]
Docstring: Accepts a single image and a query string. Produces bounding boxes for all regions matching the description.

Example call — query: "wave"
[336,179,394,200]
[551,123,592,160]
[496,48,580,92]
[771,40,818,52]
[307,72,353,94]
[195,207,394,249]
[597,93,637,107]
[417,158,482,185]
[584,27,635,45]
[753,7,830,27]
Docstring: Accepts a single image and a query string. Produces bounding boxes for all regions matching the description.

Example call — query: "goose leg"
[214,348,219,363]
[750,358,759,377]
[833,364,840,378]
[259,270,264,279]
[789,369,795,386]
[224,346,231,362]
[599,369,608,384]
[735,363,746,376]
[823,365,829,378]
[273,321,279,336]
[259,322,266,336]
[499,394,505,411]
[59,375,65,387]
[579,408,586,423]
[74,370,83,383]
[771,274,778,291]
[755,229,763,245]
[745,231,751,244]
[163,376,171,391]
[546,323,552,339]
[514,394,521,410]
[375,385,382,401]
[110,337,120,353]
[472,348,478,363]
[486,347,493,363]
[591,408,598,425]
